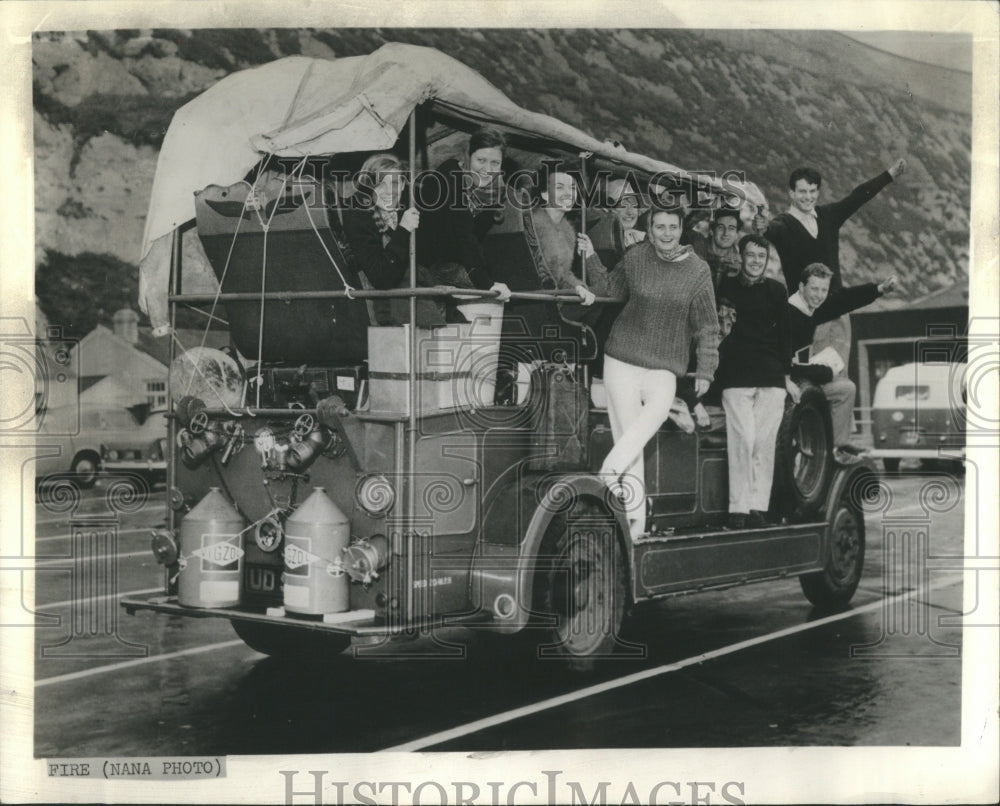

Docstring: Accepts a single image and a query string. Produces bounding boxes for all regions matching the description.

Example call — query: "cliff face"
[32,28,971,336]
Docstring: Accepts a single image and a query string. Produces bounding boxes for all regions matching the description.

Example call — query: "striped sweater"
[604,242,720,379]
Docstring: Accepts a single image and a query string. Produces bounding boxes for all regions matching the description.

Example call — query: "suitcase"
[527,363,589,471]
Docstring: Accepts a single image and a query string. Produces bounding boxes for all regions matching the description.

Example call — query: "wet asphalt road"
[29,469,966,756]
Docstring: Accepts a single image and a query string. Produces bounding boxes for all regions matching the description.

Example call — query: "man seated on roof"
[788,262,898,464]
[692,207,742,290]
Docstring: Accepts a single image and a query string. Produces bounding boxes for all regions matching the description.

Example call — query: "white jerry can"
[283,487,351,615]
[177,487,245,608]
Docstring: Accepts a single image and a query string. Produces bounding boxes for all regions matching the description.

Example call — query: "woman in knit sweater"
[715,234,801,530]
[599,206,720,539]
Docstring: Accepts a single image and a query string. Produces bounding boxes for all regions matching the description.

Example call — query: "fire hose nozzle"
[151,529,179,565]
[341,535,388,584]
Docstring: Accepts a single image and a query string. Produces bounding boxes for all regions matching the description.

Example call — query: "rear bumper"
[101,459,166,473]
[119,593,487,638]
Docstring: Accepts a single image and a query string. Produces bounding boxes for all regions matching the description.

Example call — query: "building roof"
[133,327,230,367]
[909,282,969,310]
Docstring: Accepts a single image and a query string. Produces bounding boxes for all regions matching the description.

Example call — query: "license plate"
[902,431,921,445]
[246,565,279,593]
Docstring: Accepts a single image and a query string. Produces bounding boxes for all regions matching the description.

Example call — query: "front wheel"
[799,489,866,608]
[231,620,350,660]
[70,451,101,490]
[534,512,628,668]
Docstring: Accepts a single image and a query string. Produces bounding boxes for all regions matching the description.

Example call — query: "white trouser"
[600,355,677,537]
[722,387,786,514]
[821,377,857,446]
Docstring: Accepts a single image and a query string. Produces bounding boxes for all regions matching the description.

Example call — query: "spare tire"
[771,386,834,519]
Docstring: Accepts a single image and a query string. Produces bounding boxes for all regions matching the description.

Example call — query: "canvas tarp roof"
[138,42,748,332]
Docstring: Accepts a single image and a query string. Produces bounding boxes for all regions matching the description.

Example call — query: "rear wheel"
[70,451,101,490]
[800,487,866,608]
[773,387,834,518]
[231,620,350,660]
[534,509,627,668]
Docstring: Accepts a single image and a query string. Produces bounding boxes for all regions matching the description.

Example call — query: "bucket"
[283,487,351,615]
[177,487,245,608]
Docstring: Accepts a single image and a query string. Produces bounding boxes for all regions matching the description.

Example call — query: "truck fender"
[824,458,882,525]
[470,473,631,633]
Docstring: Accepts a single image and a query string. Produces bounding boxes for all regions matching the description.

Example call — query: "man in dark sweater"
[788,263,898,463]
[717,235,801,529]
[766,159,906,378]
[766,160,906,294]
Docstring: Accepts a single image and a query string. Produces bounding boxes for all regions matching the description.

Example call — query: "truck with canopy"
[122,43,877,664]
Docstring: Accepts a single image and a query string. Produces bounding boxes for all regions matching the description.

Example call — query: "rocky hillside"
[33,28,971,337]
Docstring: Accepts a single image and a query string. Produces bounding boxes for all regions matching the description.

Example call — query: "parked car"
[36,404,148,489]
[100,408,169,481]
[869,361,967,473]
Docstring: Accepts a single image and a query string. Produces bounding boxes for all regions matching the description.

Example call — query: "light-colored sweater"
[604,242,720,379]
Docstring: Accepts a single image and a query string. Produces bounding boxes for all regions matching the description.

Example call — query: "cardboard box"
[367,302,503,413]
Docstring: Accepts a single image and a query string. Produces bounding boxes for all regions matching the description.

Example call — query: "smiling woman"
[598,206,720,538]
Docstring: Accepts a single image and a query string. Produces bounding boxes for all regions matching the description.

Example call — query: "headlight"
[891,411,904,422]
[356,474,395,517]
[106,448,119,461]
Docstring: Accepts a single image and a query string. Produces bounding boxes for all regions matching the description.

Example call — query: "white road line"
[36,527,156,544]
[33,588,161,610]
[34,527,155,544]
[33,499,167,525]
[380,573,963,752]
[34,640,248,688]
[33,550,149,567]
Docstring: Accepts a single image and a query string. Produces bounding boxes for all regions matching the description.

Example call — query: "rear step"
[119,594,489,636]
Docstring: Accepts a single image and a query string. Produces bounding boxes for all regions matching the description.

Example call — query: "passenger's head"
[647,206,685,256]
[607,178,642,230]
[799,262,833,309]
[683,209,711,240]
[358,153,407,210]
[788,167,822,215]
[738,234,770,281]
[467,126,506,187]
[538,164,577,212]
[710,207,741,250]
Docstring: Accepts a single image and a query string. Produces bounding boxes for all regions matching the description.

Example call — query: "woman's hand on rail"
[694,378,710,397]
[575,284,597,306]
[489,282,512,302]
[399,208,420,232]
[576,233,595,258]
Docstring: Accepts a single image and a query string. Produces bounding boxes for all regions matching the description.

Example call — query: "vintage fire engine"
[122,44,878,664]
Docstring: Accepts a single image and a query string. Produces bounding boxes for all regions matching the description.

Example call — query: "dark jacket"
[416,157,500,289]
[766,171,893,294]
[716,276,791,389]
[788,282,880,383]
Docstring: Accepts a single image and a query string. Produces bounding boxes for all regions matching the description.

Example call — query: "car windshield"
[894,385,930,402]
[82,409,139,429]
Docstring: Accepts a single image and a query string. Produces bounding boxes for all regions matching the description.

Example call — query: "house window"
[146,380,167,408]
